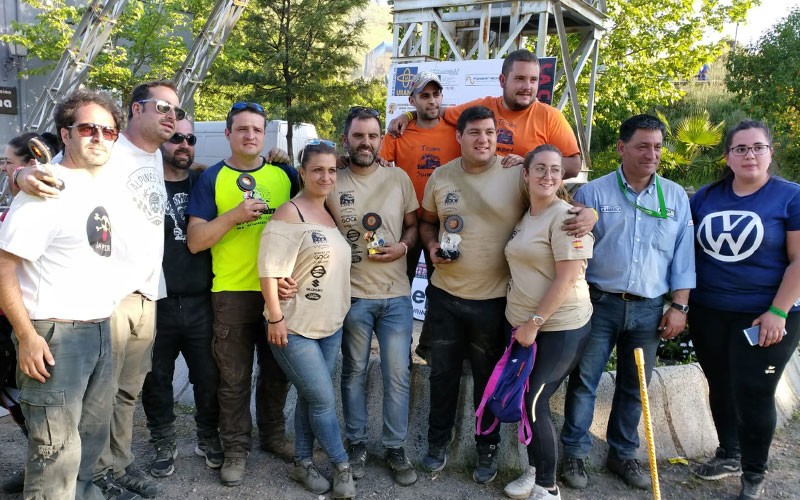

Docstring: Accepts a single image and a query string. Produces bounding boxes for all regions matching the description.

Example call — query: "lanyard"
[616,170,668,219]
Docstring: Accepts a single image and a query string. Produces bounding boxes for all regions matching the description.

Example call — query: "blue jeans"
[341,296,413,448]
[561,288,664,460]
[142,293,219,442]
[270,330,348,464]
[16,320,113,500]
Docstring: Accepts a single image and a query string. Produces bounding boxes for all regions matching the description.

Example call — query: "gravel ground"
[1,402,799,500]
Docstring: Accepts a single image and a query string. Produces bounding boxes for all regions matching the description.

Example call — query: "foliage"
[725,8,800,182]
[656,331,697,367]
[205,0,367,162]
[654,110,725,187]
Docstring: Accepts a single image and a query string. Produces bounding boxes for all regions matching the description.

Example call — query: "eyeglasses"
[729,144,771,156]
[229,102,265,114]
[530,165,564,178]
[137,99,187,121]
[0,158,8,167]
[305,138,336,148]
[169,132,197,146]
[67,122,120,141]
[347,106,380,118]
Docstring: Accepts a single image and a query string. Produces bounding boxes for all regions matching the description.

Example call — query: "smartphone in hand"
[743,325,787,346]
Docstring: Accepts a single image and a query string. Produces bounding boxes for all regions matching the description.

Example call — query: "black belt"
[589,284,645,302]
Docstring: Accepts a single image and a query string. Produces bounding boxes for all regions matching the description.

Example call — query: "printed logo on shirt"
[666,208,675,219]
[87,206,112,257]
[346,229,360,242]
[444,192,459,206]
[696,210,763,262]
[166,192,189,242]
[599,205,622,213]
[125,167,166,225]
[572,239,584,250]
[417,154,441,170]
[339,192,355,207]
[497,128,514,145]
[311,230,327,245]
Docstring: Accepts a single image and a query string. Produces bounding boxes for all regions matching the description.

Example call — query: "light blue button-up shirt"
[573,167,696,299]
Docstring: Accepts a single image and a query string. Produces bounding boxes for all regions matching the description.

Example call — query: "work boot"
[93,472,142,500]
[290,460,330,495]
[220,455,247,486]
[385,447,417,486]
[346,442,368,479]
[115,466,163,498]
[260,433,294,461]
[739,472,766,500]
[195,436,224,469]
[150,438,177,477]
[606,457,650,490]
[561,457,589,489]
[332,462,356,499]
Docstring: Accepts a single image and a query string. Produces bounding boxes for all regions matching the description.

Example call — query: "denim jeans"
[341,296,413,448]
[97,293,156,478]
[16,320,112,500]
[690,303,800,475]
[211,291,289,456]
[270,330,348,464]
[142,293,219,442]
[425,285,506,448]
[561,288,664,460]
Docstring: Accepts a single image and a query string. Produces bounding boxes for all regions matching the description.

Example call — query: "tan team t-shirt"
[505,199,593,331]
[258,220,351,339]
[422,156,527,300]
[327,166,419,299]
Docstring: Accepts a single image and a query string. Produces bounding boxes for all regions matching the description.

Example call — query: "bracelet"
[590,208,599,221]
[268,314,285,324]
[768,305,788,319]
[399,241,408,256]
[12,166,25,188]
[404,111,414,121]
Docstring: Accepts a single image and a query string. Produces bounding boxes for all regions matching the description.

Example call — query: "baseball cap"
[410,72,443,95]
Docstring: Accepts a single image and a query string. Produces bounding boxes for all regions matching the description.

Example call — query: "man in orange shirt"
[389,49,583,179]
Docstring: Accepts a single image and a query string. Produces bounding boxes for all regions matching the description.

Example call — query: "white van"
[193,120,318,168]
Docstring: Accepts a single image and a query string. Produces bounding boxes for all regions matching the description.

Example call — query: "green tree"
[725,8,800,181]
[208,0,367,160]
[655,110,725,187]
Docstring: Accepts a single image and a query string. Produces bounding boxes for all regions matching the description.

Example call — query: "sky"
[721,0,800,46]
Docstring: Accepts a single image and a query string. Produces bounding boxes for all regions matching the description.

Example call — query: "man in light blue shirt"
[560,114,696,491]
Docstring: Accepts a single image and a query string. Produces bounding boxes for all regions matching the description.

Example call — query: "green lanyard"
[616,170,668,219]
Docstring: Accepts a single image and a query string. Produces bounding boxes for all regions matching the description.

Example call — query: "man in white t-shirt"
[0,90,124,500]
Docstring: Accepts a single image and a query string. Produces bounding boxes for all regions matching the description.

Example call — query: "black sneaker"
[385,447,417,486]
[561,457,589,489]
[93,473,142,500]
[606,457,650,490]
[346,442,368,479]
[421,443,447,472]
[739,473,766,499]
[1,468,24,494]
[693,447,742,480]
[195,436,224,469]
[472,444,498,484]
[115,466,163,498]
[150,438,177,477]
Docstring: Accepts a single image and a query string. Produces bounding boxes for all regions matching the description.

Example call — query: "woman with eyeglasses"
[501,145,593,500]
[689,120,800,500]
[258,141,356,499]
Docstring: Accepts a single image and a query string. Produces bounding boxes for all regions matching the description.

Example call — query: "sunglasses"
[169,132,197,146]
[137,99,187,121]
[306,138,336,148]
[229,102,265,114]
[348,106,380,118]
[67,122,120,141]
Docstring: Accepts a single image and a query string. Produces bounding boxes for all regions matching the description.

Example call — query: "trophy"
[29,136,65,191]
[237,173,268,213]
[362,212,386,255]
[436,215,463,260]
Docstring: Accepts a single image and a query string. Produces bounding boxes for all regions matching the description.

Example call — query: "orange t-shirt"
[443,96,580,158]
[379,120,462,207]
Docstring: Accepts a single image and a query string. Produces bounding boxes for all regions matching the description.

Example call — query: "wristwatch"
[528,314,545,326]
[670,302,690,314]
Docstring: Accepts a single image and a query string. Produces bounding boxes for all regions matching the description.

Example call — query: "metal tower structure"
[391,0,608,171]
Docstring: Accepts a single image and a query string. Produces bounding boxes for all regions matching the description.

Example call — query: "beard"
[348,146,376,167]
[164,147,194,169]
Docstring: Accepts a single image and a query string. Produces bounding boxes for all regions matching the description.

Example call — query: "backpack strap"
[475,333,518,435]
[517,342,538,445]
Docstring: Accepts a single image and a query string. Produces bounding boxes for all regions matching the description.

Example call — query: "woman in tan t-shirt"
[258,142,355,499]
[502,145,594,500]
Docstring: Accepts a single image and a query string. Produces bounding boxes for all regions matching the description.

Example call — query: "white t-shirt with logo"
[101,134,167,300]
[0,164,120,320]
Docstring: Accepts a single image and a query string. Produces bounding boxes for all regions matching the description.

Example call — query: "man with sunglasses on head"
[16,79,181,499]
[186,101,299,487]
[320,107,419,486]
[140,119,223,480]
[0,90,131,499]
